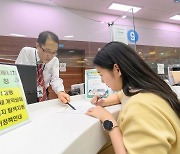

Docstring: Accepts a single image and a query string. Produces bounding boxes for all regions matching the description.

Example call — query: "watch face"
[103,120,113,131]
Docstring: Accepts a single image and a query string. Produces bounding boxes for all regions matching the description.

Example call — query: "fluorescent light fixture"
[64,35,74,38]
[9,33,26,37]
[149,51,155,55]
[108,3,141,13]
[169,15,180,21]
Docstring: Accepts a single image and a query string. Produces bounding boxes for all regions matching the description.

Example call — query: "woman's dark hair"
[93,41,180,117]
[37,31,59,45]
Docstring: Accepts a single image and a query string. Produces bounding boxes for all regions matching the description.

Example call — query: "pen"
[66,102,76,110]
[95,95,105,104]
[98,94,106,100]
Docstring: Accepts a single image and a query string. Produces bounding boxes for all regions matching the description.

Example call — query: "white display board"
[110,25,128,44]
[85,69,113,100]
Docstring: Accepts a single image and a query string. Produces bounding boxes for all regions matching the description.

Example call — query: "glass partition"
[0,2,180,93]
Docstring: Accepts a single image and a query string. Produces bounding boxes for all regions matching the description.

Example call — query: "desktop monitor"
[168,65,180,85]
[171,71,180,85]
[16,64,37,104]
[0,63,37,104]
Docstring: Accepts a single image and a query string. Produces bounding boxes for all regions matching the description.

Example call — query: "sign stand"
[0,64,30,135]
[85,69,113,100]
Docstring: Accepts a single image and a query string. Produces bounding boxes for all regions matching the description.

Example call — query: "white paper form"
[58,100,95,114]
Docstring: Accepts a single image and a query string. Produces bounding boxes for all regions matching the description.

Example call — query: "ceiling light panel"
[169,15,180,20]
[108,3,142,13]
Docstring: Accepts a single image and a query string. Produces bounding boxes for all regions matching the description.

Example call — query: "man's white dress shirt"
[15,47,64,94]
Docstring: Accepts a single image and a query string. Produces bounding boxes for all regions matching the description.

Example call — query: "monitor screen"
[172,67,180,71]
[71,83,85,95]
[15,64,37,104]
[0,63,37,104]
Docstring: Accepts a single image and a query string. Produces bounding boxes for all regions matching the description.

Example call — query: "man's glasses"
[39,44,57,56]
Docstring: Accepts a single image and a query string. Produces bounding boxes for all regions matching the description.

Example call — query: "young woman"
[86,42,180,154]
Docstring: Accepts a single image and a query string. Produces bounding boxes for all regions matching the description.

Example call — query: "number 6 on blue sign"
[127,30,139,43]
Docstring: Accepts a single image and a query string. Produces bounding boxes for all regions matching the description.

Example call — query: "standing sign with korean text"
[85,69,113,100]
[0,64,30,135]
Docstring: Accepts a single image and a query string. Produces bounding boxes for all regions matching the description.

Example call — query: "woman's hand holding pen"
[58,91,70,103]
[91,95,106,106]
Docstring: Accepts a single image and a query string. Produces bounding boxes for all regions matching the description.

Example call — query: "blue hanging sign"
[127,30,139,43]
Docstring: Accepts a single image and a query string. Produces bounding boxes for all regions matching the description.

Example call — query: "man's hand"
[57,91,70,103]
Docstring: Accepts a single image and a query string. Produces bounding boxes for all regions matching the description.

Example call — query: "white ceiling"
[21,0,180,25]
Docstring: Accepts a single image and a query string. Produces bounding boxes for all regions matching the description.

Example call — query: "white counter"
[0,95,121,154]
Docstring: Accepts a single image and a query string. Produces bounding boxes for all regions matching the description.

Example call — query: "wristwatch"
[102,120,118,131]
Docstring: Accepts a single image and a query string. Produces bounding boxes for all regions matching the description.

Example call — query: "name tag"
[37,86,43,98]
